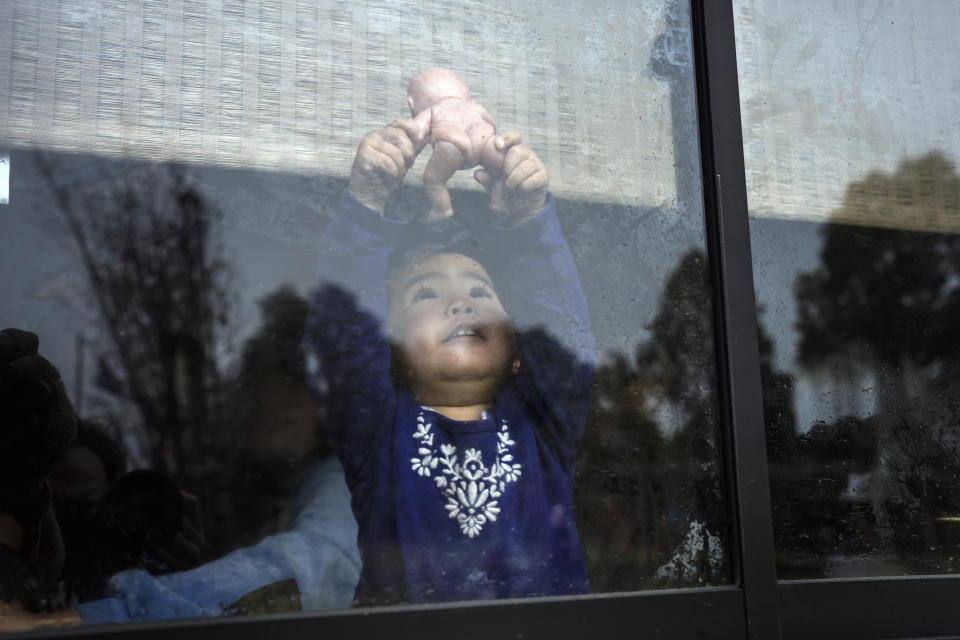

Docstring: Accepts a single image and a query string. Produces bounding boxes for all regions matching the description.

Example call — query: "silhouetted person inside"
[220,288,338,552]
[0,328,76,612]
[50,420,204,605]
[0,330,208,629]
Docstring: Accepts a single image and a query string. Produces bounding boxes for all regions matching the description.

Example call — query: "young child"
[304,120,595,605]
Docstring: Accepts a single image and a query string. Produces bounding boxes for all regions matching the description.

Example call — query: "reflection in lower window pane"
[1,0,729,628]
[2,149,729,619]
[756,154,960,578]
[736,0,960,578]
[576,249,728,590]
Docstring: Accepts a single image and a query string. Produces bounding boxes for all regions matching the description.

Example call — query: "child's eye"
[412,286,438,302]
[470,284,492,299]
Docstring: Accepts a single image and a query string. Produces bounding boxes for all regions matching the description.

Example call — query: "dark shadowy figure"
[49,420,202,604]
[0,328,76,611]
[218,286,335,553]
[0,326,206,618]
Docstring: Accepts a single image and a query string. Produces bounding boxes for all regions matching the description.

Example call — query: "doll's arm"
[419,100,499,221]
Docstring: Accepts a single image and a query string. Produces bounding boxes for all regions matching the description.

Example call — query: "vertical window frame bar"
[689,0,782,638]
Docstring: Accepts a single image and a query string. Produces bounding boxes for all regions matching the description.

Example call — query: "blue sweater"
[304,191,595,605]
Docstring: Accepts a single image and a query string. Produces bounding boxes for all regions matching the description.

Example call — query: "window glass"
[0,0,727,627]
[734,0,960,578]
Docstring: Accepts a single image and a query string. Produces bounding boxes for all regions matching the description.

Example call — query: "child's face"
[389,252,515,406]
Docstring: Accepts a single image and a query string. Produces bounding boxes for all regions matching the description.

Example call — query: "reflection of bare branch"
[36,156,161,439]
[35,153,229,482]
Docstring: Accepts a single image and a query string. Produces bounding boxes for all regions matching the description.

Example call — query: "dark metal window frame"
[10,2,960,639]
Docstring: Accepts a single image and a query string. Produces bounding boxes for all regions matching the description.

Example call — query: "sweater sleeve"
[484,196,595,472]
[76,458,360,623]
[302,190,406,467]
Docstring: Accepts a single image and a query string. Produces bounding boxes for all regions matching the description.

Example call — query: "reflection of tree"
[636,251,725,550]
[797,152,960,415]
[791,151,960,572]
[767,415,880,577]
[575,352,668,590]
[576,249,728,590]
[38,157,229,491]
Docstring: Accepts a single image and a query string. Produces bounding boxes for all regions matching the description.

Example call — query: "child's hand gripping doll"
[406,68,503,222]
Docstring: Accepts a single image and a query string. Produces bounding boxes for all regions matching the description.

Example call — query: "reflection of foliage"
[575,249,728,591]
[638,251,717,427]
[756,312,879,579]
[767,417,880,578]
[790,150,960,573]
[575,352,668,590]
[797,152,960,382]
[637,251,726,558]
[882,396,960,572]
[39,158,229,488]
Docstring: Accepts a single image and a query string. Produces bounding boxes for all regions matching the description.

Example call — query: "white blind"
[0,0,697,208]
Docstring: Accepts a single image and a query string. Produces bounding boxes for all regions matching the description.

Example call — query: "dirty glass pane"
[734,0,960,578]
[0,0,726,628]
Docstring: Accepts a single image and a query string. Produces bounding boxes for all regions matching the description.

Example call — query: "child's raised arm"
[474,133,593,365]
[303,119,425,458]
[474,134,596,471]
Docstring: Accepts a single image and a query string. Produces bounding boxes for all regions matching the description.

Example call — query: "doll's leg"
[422,140,464,222]
[477,135,509,215]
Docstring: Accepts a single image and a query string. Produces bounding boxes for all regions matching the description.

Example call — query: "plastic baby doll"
[406,68,502,221]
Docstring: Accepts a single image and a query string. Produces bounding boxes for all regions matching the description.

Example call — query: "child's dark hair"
[386,217,503,303]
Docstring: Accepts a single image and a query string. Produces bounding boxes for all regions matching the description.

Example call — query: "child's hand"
[474,131,549,226]
[348,119,426,215]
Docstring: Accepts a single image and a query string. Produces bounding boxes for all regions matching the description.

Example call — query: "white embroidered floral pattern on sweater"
[410,411,522,538]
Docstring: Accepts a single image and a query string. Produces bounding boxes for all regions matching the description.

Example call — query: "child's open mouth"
[444,323,485,342]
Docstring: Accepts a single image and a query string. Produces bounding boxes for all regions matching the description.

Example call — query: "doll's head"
[387,242,517,411]
[406,68,473,117]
